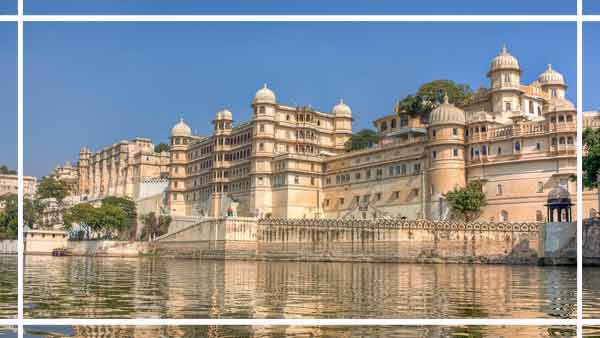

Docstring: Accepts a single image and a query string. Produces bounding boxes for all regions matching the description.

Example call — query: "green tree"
[0,165,16,175]
[139,212,172,241]
[344,129,381,151]
[154,142,170,153]
[36,176,70,202]
[63,203,97,238]
[101,196,137,238]
[397,79,473,118]
[445,181,488,222]
[583,127,600,211]
[0,194,18,239]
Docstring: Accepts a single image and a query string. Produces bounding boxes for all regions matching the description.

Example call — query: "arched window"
[536,210,543,222]
[500,210,509,222]
[381,121,388,131]
[391,119,397,129]
[529,101,534,114]
[514,141,521,152]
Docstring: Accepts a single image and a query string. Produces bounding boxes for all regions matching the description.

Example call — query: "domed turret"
[171,118,192,137]
[428,94,466,126]
[538,64,567,99]
[489,44,520,73]
[538,64,565,86]
[215,109,233,121]
[253,84,276,104]
[332,99,352,117]
[546,97,575,113]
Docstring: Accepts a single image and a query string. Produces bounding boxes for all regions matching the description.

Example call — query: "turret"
[426,95,467,220]
[168,118,192,216]
[487,44,523,116]
[538,64,567,99]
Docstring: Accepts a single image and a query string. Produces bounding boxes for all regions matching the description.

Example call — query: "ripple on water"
[0,256,17,318]
[23,326,576,338]
[24,255,576,319]
[584,268,600,318]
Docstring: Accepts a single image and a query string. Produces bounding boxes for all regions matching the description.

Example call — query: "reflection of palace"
[583,111,600,217]
[54,45,576,223]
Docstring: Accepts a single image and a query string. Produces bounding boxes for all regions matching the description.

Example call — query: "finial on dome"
[263,83,268,89]
[340,98,344,104]
[443,93,449,104]
[547,64,552,70]
[501,43,507,54]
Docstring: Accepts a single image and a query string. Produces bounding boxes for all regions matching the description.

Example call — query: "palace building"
[57,45,578,223]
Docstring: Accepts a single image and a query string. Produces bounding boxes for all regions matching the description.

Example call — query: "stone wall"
[66,240,151,257]
[584,217,600,265]
[0,240,17,254]
[154,217,543,264]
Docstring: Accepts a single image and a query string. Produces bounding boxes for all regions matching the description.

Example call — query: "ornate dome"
[489,44,520,73]
[546,97,575,113]
[428,94,466,126]
[538,64,565,86]
[253,84,276,104]
[547,186,571,203]
[332,99,352,117]
[215,109,233,120]
[171,118,192,137]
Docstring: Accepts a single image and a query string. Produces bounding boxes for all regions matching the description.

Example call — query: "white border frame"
[8,0,595,337]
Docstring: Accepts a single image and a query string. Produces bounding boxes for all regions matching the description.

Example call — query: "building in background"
[51,45,577,224]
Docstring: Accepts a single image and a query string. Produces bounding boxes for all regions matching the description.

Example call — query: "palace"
[56,45,578,223]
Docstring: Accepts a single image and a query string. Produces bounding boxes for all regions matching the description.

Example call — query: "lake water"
[0,327,17,338]
[24,255,576,319]
[23,325,577,338]
[0,256,17,318]
[584,268,600,318]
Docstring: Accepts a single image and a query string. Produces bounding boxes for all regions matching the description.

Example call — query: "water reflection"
[24,255,576,318]
[584,326,600,337]
[583,268,600,318]
[0,255,17,318]
[24,326,576,338]
[0,326,17,338]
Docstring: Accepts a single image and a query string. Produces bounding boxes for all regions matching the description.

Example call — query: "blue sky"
[24,0,575,14]
[25,22,576,178]
[0,23,16,171]
[0,0,15,15]
[585,0,600,14]
[585,23,600,110]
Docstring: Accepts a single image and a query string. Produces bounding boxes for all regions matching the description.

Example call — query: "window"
[481,145,487,156]
[259,143,264,151]
[391,119,397,129]
[536,143,541,150]
[432,150,437,159]
[259,106,265,114]
[294,176,300,184]
[452,128,458,136]
[537,181,544,193]
[325,199,330,207]
[500,210,509,222]
[505,102,512,112]
[401,164,406,175]
[375,193,382,201]
[453,148,458,157]
[551,88,557,97]
[536,210,544,222]
[393,191,400,199]
[388,166,394,176]
[339,198,345,206]
[514,141,521,152]
[432,129,436,137]
[497,184,503,196]
[400,116,408,127]
[310,177,315,185]
[567,137,574,145]
[259,124,265,132]
[529,101,534,114]
[355,172,361,180]
[381,121,388,131]
[503,73,511,83]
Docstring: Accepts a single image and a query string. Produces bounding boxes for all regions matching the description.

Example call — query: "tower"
[167,118,192,216]
[332,99,353,149]
[426,94,467,220]
[538,64,567,99]
[487,44,523,118]
[211,109,234,217]
[77,147,92,197]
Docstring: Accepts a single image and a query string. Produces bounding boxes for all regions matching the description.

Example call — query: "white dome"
[332,99,352,117]
[490,44,520,73]
[538,64,565,86]
[215,109,233,120]
[429,94,466,126]
[171,118,192,137]
[253,84,276,104]
[546,97,575,113]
